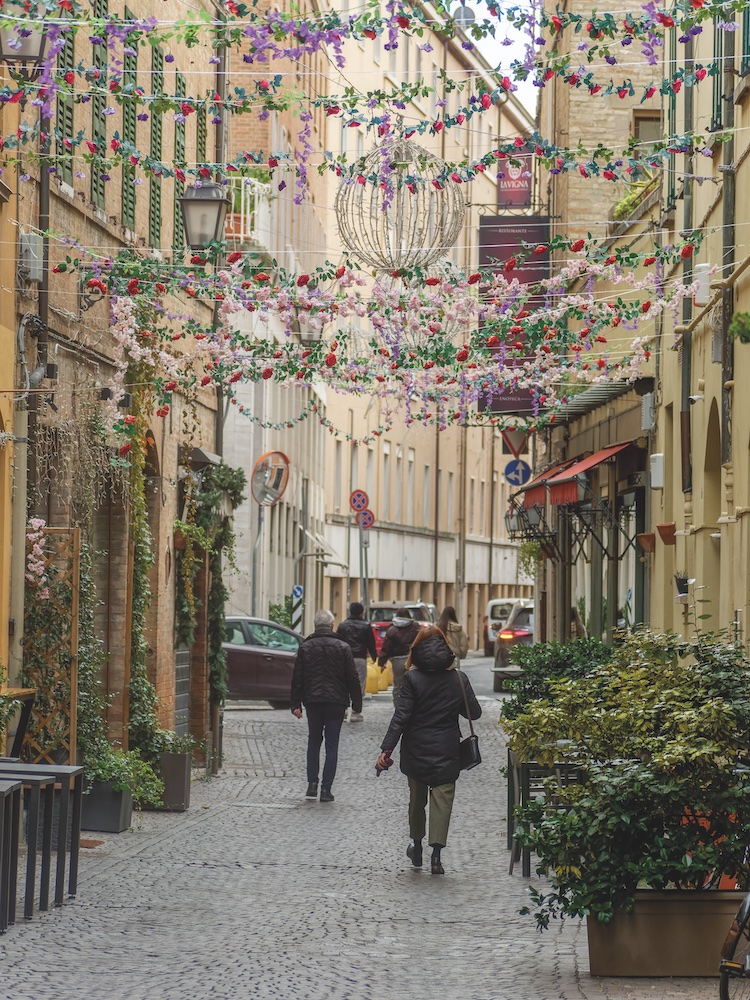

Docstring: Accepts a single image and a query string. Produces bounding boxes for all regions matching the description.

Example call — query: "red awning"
[546,443,631,506]
[522,460,575,509]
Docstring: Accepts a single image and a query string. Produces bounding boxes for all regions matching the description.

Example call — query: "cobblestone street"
[0,671,718,999]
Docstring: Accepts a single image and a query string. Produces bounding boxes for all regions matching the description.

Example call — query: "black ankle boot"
[406,840,423,868]
[430,846,444,875]
[320,787,334,803]
[305,782,318,798]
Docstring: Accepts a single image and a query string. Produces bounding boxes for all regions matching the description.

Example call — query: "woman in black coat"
[376,625,481,874]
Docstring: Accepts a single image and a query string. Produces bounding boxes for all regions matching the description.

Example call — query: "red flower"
[335,265,346,279]
[641,301,651,313]
[481,93,492,109]
[268,157,278,168]
[551,15,563,32]
[200,375,212,386]
[681,244,694,258]
[644,257,656,266]
[326,106,341,116]
[589,85,602,95]
[227,251,243,264]
[64,71,74,85]
[617,88,628,100]
[396,15,410,28]
[164,381,178,392]
[433,121,444,132]
[456,113,465,124]
[118,443,132,457]
[501,77,512,91]
[571,239,585,252]
[258,80,270,91]
[261,368,273,380]
[363,28,376,39]
[156,282,166,293]
[325,353,337,367]
[425,277,440,286]
[645,87,656,99]
[695,68,707,82]
[672,80,682,94]
[456,348,469,362]
[127,278,139,294]
[199,167,211,178]
[297,274,310,287]
[504,257,517,272]
[255,272,270,282]
[180,102,194,116]
[468,272,482,284]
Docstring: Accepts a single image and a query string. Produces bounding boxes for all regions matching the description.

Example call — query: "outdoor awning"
[522,460,575,509]
[546,443,631,506]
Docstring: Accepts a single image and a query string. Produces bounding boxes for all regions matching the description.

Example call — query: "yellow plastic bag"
[380,661,393,690]
[366,661,381,694]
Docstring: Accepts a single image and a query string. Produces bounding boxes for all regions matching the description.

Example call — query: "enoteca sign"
[497,152,532,210]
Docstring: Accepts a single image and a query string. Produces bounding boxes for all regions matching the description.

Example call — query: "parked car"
[223,616,301,707]
[483,596,531,655]
[492,602,535,692]
[366,601,435,655]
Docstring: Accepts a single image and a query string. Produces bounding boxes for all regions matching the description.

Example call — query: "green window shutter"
[121,8,137,229]
[148,45,164,248]
[666,26,676,211]
[173,71,186,258]
[743,11,750,76]
[196,105,207,165]
[56,28,75,185]
[711,16,724,132]
[90,0,108,209]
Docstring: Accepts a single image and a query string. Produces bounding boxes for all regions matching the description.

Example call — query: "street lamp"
[0,20,46,75]
[180,182,229,250]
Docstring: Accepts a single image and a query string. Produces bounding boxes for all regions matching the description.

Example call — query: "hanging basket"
[656,522,676,545]
[636,532,656,553]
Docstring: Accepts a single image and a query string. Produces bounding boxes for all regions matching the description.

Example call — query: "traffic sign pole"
[291,584,304,633]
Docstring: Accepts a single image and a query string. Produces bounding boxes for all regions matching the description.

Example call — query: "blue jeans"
[305,703,346,788]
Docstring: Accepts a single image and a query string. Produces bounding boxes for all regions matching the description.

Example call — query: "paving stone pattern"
[0,694,717,1000]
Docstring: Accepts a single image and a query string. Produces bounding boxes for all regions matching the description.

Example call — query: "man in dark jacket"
[378,609,421,705]
[291,608,362,802]
[336,601,377,722]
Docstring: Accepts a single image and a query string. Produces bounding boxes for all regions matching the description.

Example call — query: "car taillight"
[483,615,488,625]
[499,630,515,640]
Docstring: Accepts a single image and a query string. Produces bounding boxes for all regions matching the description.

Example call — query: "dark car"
[491,602,535,692]
[366,601,435,655]
[223,616,301,707]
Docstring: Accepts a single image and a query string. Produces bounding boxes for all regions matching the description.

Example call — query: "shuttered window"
[148,45,164,249]
[56,27,74,185]
[90,0,108,209]
[121,9,137,230]
[743,10,750,76]
[173,71,186,258]
[666,25,676,211]
[711,15,725,132]
[196,105,207,165]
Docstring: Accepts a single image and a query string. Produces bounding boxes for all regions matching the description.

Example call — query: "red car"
[366,602,435,655]
[223,616,301,707]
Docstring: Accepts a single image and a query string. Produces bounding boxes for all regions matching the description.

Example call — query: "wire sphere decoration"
[335,137,466,273]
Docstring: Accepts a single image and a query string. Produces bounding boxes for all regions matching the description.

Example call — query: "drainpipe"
[721,21,736,466]
[680,38,694,494]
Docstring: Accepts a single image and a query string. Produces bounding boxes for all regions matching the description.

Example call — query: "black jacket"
[336,616,377,661]
[378,617,421,665]
[291,625,362,713]
[380,650,481,786]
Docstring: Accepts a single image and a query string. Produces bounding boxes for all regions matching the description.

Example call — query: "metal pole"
[488,429,496,598]
[721,21,736,466]
[251,505,263,617]
[432,416,440,606]
[358,519,365,605]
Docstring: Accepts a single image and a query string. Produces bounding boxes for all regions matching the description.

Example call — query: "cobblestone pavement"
[0,683,719,1000]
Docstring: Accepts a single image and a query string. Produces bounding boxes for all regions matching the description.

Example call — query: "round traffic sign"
[356,509,375,530]
[504,459,532,488]
[350,489,369,512]
[292,584,304,600]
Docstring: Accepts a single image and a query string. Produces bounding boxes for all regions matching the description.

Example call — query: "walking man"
[378,609,421,705]
[291,609,362,802]
[336,601,377,721]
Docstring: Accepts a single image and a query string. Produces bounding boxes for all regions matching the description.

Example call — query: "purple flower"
[212,116,222,124]
[165,54,174,63]
[103,107,116,116]
[137,112,149,121]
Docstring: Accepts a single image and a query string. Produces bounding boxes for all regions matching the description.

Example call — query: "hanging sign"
[497,152,533,210]
[501,429,529,458]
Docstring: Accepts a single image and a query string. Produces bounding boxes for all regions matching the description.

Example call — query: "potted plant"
[154,731,198,812]
[82,744,164,833]
[504,630,750,976]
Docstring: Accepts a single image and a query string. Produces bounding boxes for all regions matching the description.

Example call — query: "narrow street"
[0,657,712,1000]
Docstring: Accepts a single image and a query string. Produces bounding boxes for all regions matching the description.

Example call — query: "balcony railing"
[225,177,272,249]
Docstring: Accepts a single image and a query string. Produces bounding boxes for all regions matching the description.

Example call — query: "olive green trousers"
[407,778,456,847]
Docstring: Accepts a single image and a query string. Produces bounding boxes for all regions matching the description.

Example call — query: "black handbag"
[457,670,481,770]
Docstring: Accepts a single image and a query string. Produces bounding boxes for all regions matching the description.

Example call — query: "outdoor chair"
[0,779,21,931]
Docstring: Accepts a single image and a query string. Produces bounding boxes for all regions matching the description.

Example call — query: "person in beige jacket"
[436,606,469,666]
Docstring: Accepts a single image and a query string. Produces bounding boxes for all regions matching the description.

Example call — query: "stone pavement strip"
[0,694,718,1000]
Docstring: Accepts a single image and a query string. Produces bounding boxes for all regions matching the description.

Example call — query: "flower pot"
[587,890,745,977]
[81,778,133,833]
[173,528,187,550]
[656,522,676,545]
[156,751,191,812]
[636,532,656,554]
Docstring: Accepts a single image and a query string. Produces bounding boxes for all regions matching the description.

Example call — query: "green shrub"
[501,636,610,720]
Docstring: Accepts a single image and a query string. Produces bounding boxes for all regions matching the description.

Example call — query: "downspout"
[721,20,736,467]
[680,37,694,495]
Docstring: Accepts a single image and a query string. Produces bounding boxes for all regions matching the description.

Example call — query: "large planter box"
[81,779,133,834]
[587,889,745,977]
[156,752,191,812]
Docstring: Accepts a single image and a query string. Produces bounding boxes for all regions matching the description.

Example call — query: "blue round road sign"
[356,509,375,530]
[504,459,532,488]
[350,489,369,512]
[292,584,304,600]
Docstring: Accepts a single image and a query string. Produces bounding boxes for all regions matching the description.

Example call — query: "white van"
[483,597,532,655]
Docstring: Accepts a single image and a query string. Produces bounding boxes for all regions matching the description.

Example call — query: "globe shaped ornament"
[335,137,466,273]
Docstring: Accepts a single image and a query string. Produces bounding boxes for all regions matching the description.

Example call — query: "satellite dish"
[251,451,290,506]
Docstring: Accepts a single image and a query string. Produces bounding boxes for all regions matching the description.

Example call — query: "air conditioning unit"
[19,232,43,283]
[641,392,655,431]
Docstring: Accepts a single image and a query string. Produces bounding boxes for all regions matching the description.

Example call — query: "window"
[711,15,724,132]
[351,442,359,493]
[480,480,486,536]
[633,112,662,158]
[470,478,476,534]
[226,624,246,645]
[383,443,391,519]
[666,27,677,209]
[90,0,108,209]
[149,46,164,248]
[334,440,343,511]
[447,471,455,527]
[423,465,431,527]
[395,447,403,521]
[407,450,414,524]
[388,41,397,77]
[743,9,750,75]
[248,623,299,651]
[367,447,375,501]
[173,71,186,257]
[56,27,74,186]
[121,12,137,228]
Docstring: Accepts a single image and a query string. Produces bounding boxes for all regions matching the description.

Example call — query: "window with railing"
[666,23,677,210]
[148,46,163,249]
[56,26,74,186]
[173,71,186,257]
[90,0,108,209]
[711,15,724,131]
[121,8,136,230]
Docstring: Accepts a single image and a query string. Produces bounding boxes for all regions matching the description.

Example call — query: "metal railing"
[225,177,272,247]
